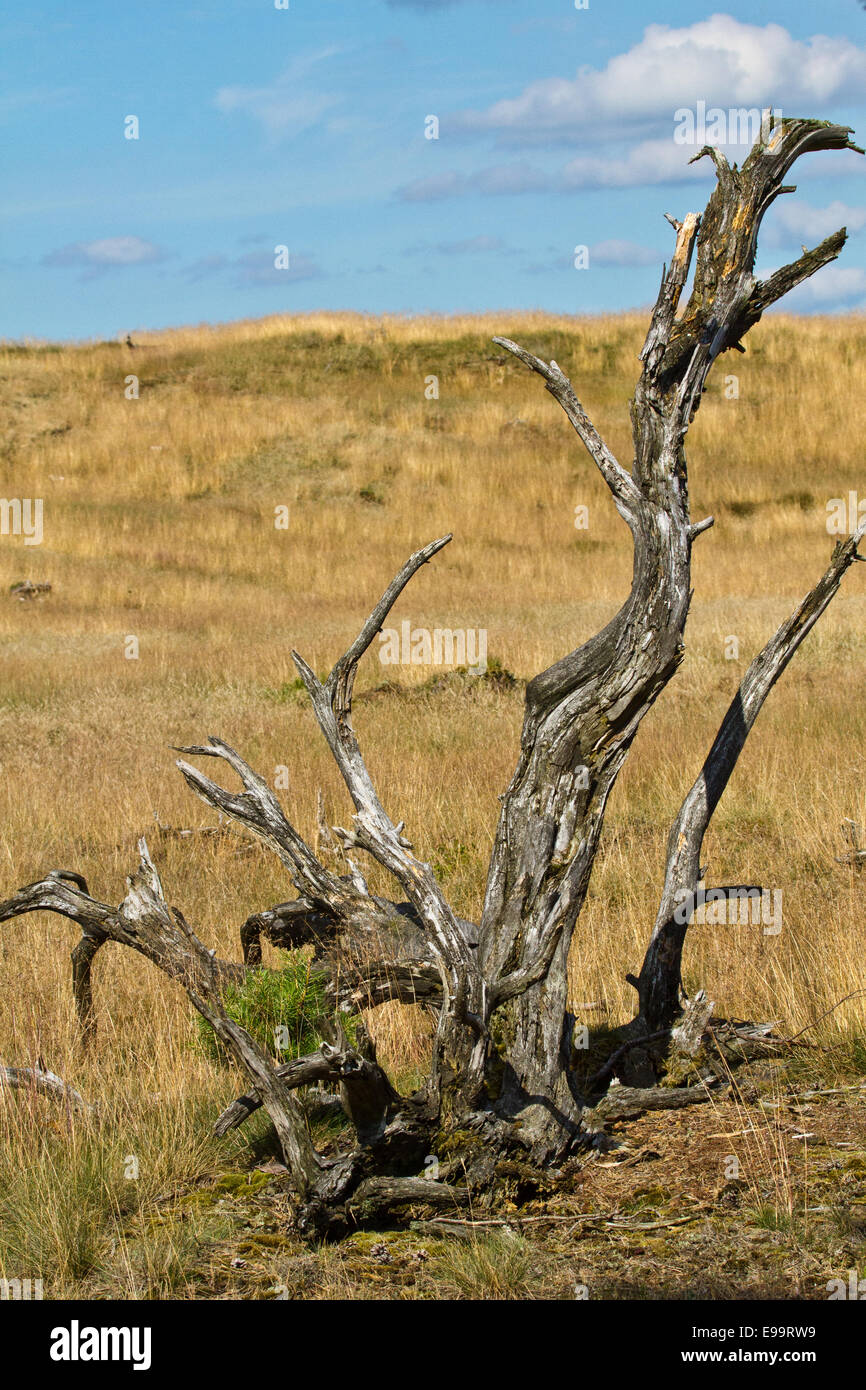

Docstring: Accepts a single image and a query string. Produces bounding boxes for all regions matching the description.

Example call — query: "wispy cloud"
[762,199,866,247]
[180,246,323,288]
[180,253,230,283]
[395,138,717,202]
[215,48,343,138]
[42,236,166,279]
[524,240,663,274]
[772,262,866,309]
[397,162,550,201]
[589,239,663,267]
[562,138,713,190]
[234,249,322,286]
[0,85,78,118]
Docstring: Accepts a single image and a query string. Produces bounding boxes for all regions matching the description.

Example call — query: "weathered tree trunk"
[1,116,863,1233]
[475,116,864,1128]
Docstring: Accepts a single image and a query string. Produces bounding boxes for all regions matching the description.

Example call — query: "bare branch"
[638,525,866,1032]
[239,899,342,967]
[747,229,847,317]
[0,843,320,1191]
[71,933,104,1041]
[120,839,321,1192]
[214,1025,401,1144]
[0,1064,94,1115]
[491,336,641,523]
[327,957,443,1012]
[292,540,478,977]
[292,537,489,1106]
[648,118,864,426]
[325,533,453,734]
[0,868,245,1021]
[0,870,114,935]
[174,737,363,921]
[640,211,701,372]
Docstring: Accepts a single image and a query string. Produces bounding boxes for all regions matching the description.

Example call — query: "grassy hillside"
[1,310,865,1298]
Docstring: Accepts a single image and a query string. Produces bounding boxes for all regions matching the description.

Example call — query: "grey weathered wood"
[0,1064,94,1114]
[213,1051,343,1135]
[122,840,321,1194]
[174,737,366,923]
[0,866,246,1042]
[469,116,863,1141]
[588,1083,716,1123]
[214,1020,399,1143]
[290,536,490,1114]
[636,522,866,1039]
[347,1175,470,1221]
[670,990,714,1058]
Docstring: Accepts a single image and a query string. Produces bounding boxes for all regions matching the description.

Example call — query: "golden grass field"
[1,309,865,1298]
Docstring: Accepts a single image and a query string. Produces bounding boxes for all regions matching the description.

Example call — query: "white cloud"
[43,237,164,276]
[394,18,866,202]
[456,16,866,142]
[562,138,715,190]
[762,199,866,247]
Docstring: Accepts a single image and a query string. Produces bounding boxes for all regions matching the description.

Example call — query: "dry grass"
[1,309,865,1297]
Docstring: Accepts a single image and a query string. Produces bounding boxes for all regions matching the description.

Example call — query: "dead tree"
[2,117,864,1235]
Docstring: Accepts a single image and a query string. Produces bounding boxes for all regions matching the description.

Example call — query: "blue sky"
[3,0,866,341]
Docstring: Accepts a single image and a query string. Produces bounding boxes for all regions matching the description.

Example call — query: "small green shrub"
[195,951,353,1064]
